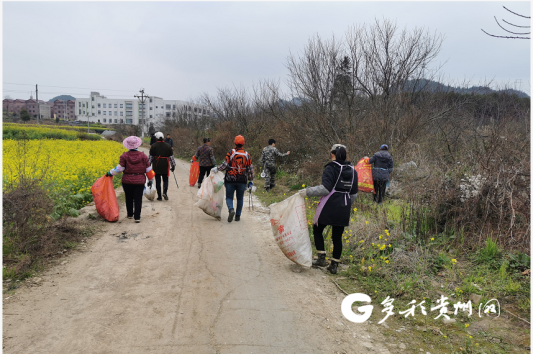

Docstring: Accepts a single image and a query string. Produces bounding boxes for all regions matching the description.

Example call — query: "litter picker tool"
[172,170,179,189]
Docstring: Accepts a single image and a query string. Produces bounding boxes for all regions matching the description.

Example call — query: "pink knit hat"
[123,136,142,150]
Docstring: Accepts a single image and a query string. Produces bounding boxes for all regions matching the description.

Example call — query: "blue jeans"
[225,182,247,216]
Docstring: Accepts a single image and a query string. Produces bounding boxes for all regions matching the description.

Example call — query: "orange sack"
[189,156,200,187]
[91,175,120,222]
[355,158,375,193]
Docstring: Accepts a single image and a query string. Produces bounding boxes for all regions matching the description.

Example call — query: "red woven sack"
[91,175,119,222]
[189,157,200,187]
[355,158,375,193]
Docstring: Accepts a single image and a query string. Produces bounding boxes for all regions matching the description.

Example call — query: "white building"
[75,92,211,128]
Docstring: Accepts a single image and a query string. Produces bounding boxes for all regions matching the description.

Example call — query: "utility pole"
[134,89,148,138]
[36,84,40,125]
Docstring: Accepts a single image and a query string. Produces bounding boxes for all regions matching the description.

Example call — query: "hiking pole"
[172,170,179,189]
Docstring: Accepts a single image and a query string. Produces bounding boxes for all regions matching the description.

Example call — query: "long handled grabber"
[249,188,254,211]
[172,170,179,189]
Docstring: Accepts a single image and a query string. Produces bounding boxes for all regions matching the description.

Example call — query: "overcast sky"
[2,1,531,102]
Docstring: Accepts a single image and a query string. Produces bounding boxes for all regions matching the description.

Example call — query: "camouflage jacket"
[260,145,288,168]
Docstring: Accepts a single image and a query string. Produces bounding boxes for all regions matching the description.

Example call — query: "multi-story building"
[75,92,212,128]
[2,98,52,118]
[51,100,76,120]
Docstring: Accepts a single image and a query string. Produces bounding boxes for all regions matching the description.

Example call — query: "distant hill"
[49,95,76,102]
[405,79,530,98]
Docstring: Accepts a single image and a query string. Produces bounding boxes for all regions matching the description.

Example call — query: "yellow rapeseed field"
[3,139,127,201]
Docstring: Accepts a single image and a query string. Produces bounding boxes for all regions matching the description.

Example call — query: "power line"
[3,82,133,92]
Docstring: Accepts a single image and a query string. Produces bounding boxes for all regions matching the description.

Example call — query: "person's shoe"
[157,197,162,201]
[127,215,134,219]
[327,259,339,274]
[235,215,241,222]
[228,208,235,223]
[265,187,270,192]
[163,193,168,200]
[135,219,141,223]
[198,184,201,189]
[312,253,328,268]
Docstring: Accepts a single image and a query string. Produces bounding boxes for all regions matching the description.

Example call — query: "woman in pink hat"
[106,136,155,223]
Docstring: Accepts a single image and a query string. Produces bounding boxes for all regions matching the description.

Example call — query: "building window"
[120,111,123,116]
[114,111,117,116]
[126,103,132,109]
[120,104,123,108]
[92,97,94,101]
[114,104,117,108]
[126,111,132,116]
[103,118,106,123]
[166,104,171,110]
[173,104,176,109]
[150,107,153,110]
[104,103,107,108]
[120,119,123,123]
[114,119,117,123]
[149,115,153,118]
[98,110,101,114]
[78,102,81,107]
[126,119,132,124]
[166,112,171,117]
[109,111,112,115]
[98,103,101,108]
[79,109,81,114]
[83,111,85,115]
[92,113,95,116]
[155,106,158,108]
[92,105,94,109]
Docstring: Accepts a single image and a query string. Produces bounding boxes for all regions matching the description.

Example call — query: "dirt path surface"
[3,154,390,354]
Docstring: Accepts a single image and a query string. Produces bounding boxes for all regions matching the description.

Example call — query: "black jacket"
[150,135,157,145]
[316,160,358,227]
[369,150,394,181]
[164,138,174,148]
[149,141,173,175]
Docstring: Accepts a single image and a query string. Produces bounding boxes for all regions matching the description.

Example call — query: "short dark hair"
[167,133,170,136]
[268,138,276,145]
[235,144,243,149]
[332,146,347,161]
[203,137,210,143]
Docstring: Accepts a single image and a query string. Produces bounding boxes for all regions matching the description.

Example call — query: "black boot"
[265,187,270,192]
[163,190,168,200]
[228,208,235,223]
[327,259,339,274]
[312,253,327,268]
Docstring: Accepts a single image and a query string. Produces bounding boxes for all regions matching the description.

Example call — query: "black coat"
[150,135,157,145]
[317,160,358,227]
[369,150,394,181]
[149,141,173,175]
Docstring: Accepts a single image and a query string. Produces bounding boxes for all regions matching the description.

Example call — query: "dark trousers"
[198,165,214,186]
[313,223,344,260]
[155,174,169,198]
[373,180,387,203]
[122,183,145,220]
[263,165,276,189]
[225,182,247,216]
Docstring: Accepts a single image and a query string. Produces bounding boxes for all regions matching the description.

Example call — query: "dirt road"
[3,156,390,353]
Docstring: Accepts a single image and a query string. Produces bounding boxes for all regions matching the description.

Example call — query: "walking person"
[212,135,254,223]
[194,137,216,188]
[106,136,155,223]
[260,138,290,191]
[365,144,394,204]
[149,132,157,145]
[165,133,174,150]
[299,144,358,274]
[149,132,176,201]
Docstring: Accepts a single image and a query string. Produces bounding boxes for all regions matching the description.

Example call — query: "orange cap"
[234,135,245,145]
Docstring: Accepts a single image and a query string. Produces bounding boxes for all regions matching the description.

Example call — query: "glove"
[247,182,253,189]
[147,180,153,188]
[190,159,193,163]
[106,172,113,177]
[171,166,175,172]
[299,189,307,197]
[211,167,218,173]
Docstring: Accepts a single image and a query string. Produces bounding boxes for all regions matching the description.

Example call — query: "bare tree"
[482,6,530,39]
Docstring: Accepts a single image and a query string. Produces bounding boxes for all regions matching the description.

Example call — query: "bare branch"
[493,16,531,35]
[481,29,530,39]
[502,19,531,28]
[503,6,530,19]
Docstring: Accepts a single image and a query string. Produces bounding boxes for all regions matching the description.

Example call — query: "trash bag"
[355,158,375,193]
[269,194,312,268]
[144,178,156,201]
[195,170,225,220]
[91,175,119,222]
[189,157,200,187]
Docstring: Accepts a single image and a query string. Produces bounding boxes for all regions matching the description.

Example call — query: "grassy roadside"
[254,168,530,354]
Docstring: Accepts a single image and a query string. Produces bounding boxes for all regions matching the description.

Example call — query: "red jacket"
[119,150,150,185]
